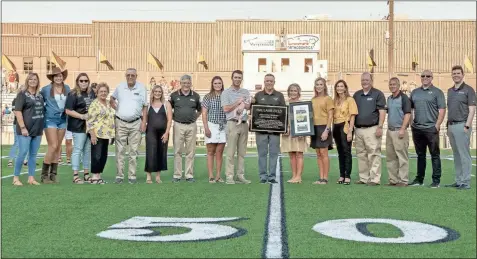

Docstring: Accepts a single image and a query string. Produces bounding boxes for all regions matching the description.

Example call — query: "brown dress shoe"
[395,183,408,187]
[367,182,378,186]
[384,183,396,186]
[355,180,367,184]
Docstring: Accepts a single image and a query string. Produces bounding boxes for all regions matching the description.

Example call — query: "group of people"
[9,65,475,190]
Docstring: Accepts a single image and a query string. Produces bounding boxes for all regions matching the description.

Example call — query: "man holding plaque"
[221,70,252,185]
[252,74,286,184]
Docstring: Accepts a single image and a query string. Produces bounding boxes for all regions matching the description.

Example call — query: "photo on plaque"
[289,101,314,137]
[250,105,288,133]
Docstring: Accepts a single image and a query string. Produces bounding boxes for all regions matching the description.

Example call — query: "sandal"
[28,180,40,185]
[91,179,106,185]
[7,161,13,167]
[66,159,71,164]
[215,178,224,183]
[313,179,323,184]
[12,180,23,186]
[321,179,329,184]
[83,173,92,183]
[73,174,84,184]
[337,177,344,184]
[344,178,351,185]
[209,178,216,183]
[146,179,153,184]
[156,179,162,184]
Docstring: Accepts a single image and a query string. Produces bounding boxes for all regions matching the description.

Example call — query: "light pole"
[388,0,395,78]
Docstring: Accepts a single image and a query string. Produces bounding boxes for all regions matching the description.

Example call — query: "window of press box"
[23,57,33,74]
[258,58,267,72]
[305,58,313,73]
[46,59,57,72]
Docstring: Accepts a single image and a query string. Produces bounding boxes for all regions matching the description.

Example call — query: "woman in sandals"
[39,67,70,183]
[310,77,334,185]
[65,73,95,184]
[143,85,172,184]
[86,83,115,184]
[7,85,28,168]
[332,80,358,185]
[201,76,227,183]
[12,73,44,186]
[281,83,307,184]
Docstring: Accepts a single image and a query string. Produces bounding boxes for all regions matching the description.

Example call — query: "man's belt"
[115,116,141,123]
[448,121,465,125]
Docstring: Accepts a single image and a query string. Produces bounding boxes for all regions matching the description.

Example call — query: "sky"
[1,1,476,23]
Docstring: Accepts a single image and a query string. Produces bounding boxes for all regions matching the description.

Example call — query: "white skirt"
[204,121,226,144]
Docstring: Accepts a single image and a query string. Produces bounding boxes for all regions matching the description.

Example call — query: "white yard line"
[264,157,285,259]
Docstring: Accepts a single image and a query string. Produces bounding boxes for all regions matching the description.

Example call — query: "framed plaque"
[289,101,314,137]
[250,105,288,133]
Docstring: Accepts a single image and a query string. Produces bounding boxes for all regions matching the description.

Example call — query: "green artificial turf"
[1,144,476,258]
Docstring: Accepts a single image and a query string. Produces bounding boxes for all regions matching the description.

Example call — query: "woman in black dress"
[144,85,172,183]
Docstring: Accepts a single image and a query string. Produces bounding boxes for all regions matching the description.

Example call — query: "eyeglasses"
[421,75,432,78]
[126,74,137,78]
[79,80,89,83]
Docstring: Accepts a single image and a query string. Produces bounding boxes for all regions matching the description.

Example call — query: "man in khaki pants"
[352,72,386,186]
[385,77,411,187]
[221,70,252,184]
[169,75,201,183]
[110,68,148,184]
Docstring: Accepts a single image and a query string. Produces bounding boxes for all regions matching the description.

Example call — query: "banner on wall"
[242,34,320,52]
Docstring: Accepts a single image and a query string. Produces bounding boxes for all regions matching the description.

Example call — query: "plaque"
[289,101,315,137]
[250,105,288,133]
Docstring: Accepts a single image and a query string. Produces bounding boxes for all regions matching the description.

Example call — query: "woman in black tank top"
[144,85,172,183]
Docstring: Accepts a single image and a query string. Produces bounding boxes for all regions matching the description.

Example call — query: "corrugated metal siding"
[96,21,215,72]
[2,20,475,73]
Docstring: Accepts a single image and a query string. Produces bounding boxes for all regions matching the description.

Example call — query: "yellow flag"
[464,55,474,73]
[197,54,206,64]
[367,50,376,72]
[1,54,16,71]
[51,51,66,69]
[147,52,163,69]
[99,51,108,63]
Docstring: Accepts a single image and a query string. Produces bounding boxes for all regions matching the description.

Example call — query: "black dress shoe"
[457,184,471,190]
[260,179,268,184]
[444,183,459,187]
[268,179,278,184]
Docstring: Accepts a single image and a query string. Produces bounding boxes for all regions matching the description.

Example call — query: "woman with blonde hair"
[40,67,70,183]
[65,73,95,184]
[143,84,172,183]
[310,77,334,184]
[332,80,358,185]
[281,83,307,183]
[87,83,115,184]
[12,73,45,186]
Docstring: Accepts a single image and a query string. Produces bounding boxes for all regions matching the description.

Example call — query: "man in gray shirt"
[221,70,252,184]
[409,69,446,188]
[385,77,412,186]
[444,65,476,190]
[110,68,148,184]
[252,74,286,184]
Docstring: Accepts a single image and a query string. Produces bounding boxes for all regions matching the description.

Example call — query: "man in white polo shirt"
[110,68,148,184]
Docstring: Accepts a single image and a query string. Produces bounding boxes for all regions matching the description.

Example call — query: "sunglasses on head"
[79,80,89,83]
[421,75,432,78]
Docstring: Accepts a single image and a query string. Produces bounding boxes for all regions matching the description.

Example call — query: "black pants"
[411,127,441,183]
[91,138,109,174]
[332,122,353,178]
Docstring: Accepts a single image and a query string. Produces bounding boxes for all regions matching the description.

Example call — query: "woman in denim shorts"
[39,67,71,183]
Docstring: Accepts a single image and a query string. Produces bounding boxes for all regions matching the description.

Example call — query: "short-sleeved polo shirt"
[169,89,201,124]
[253,90,286,107]
[353,87,386,127]
[447,82,476,123]
[221,86,251,121]
[112,81,147,121]
[387,91,412,128]
[410,85,446,130]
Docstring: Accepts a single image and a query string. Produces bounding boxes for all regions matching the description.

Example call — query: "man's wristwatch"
[465,125,470,130]
[378,125,383,129]
[20,126,26,130]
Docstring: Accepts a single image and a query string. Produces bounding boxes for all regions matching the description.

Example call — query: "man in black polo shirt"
[169,74,201,183]
[353,72,386,186]
[252,74,286,184]
[444,65,476,190]
[409,69,446,188]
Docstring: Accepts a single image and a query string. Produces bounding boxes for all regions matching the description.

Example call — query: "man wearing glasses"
[409,70,446,188]
[110,68,148,184]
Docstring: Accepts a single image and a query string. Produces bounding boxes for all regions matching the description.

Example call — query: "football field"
[1,145,476,258]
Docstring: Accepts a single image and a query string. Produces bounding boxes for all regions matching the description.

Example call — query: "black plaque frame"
[250,105,288,133]
[289,101,315,137]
